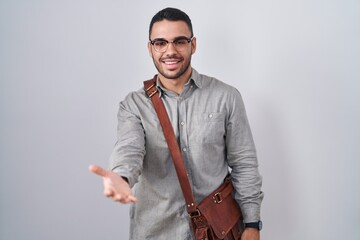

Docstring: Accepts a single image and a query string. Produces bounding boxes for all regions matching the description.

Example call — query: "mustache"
[160,54,183,61]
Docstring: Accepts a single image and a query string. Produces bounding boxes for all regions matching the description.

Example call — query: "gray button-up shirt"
[110,69,263,240]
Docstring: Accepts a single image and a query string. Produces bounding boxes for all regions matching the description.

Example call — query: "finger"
[112,193,127,202]
[104,189,114,197]
[111,193,137,203]
[89,164,108,177]
[127,195,137,202]
[118,195,138,204]
[122,197,137,204]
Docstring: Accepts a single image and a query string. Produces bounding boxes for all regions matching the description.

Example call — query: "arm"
[109,97,146,188]
[90,93,146,203]
[225,89,264,225]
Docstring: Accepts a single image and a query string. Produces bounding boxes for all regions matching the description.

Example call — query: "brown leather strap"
[144,75,198,214]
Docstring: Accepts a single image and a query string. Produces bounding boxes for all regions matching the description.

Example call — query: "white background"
[1,0,359,239]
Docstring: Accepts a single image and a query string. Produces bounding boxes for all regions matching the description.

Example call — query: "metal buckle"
[145,82,158,98]
[145,82,156,91]
[213,192,223,203]
[190,209,201,218]
[148,89,158,98]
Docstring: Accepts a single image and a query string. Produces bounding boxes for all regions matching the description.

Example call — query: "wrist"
[244,220,262,231]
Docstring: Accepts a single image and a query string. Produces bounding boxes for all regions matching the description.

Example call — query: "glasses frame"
[149,36,194,53]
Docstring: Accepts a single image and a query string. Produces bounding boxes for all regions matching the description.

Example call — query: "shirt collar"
[190,68,203,89]
[154,68,203,97]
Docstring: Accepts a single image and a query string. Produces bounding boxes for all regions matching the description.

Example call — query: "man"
[89,7,263,240]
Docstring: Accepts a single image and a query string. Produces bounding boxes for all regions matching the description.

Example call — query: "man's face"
[148,20,196,80]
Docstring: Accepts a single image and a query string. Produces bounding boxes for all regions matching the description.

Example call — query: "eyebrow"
[150,36,190,42]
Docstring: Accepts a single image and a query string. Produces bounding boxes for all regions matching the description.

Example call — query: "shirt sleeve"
[109,93,146,188]
[225,88,264,223]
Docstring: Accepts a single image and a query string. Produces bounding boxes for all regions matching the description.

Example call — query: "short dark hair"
[149,7,193,39]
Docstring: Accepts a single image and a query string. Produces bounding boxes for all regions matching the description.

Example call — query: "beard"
[152,54,192,80]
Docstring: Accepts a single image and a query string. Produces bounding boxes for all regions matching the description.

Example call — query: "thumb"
[88,164,108,177]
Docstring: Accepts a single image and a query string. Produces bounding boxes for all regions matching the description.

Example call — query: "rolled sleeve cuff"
[241,200,263,223]
[111,167,136,188]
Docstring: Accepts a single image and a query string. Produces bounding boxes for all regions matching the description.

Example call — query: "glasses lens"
[174,39,189,51]
[153,40,167,52]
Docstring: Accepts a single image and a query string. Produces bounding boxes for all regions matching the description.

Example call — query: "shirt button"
[208,113,213,118]
[182,147,187,152]
[180,121,185,126]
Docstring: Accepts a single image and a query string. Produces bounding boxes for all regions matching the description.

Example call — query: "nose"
[164,42,178,55]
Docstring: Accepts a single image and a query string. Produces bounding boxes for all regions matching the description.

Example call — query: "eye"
[154,40,167,47]
[174,39,188,45]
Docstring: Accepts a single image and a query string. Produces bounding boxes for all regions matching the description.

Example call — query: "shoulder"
[123,88,148,102]
[119,85,150,114]
[195,71,242,98]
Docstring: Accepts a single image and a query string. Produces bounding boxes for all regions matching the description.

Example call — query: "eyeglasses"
[149,36,194,53]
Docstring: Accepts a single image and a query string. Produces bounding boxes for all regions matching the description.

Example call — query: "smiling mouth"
[162,58,182,65]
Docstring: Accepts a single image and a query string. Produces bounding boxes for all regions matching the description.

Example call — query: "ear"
[147,41,153,57]
[191,37,197,55]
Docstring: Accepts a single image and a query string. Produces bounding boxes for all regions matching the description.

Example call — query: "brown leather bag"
[191,177,243,240]
[144,76,243,240]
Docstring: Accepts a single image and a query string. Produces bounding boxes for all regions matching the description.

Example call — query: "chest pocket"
[189,112,226,144]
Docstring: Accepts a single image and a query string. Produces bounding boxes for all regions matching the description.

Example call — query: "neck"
[158,68,192,95]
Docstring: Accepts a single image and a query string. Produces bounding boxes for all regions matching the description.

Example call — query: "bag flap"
[197,182,242,239]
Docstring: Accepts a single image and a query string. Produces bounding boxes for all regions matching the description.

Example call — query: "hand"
[89,164,137,204]
[241,228,260,240]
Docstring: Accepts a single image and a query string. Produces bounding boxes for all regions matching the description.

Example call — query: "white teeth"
[164,61,178,65]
